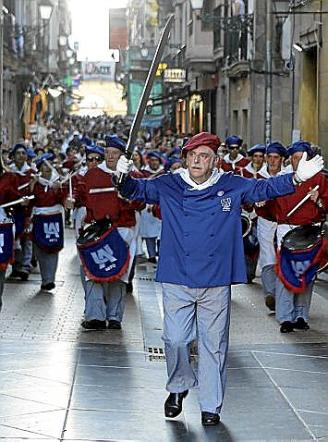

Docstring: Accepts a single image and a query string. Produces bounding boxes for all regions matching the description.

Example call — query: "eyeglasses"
[187,151,215,161]
[86,156,102,162]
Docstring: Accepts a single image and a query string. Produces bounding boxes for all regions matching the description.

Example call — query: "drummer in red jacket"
[221,135,249,173]
[0,168,21,312]
[262,141,328,333]
[9,143,35,281]
[30,153,68,292]
[71,135,142,330]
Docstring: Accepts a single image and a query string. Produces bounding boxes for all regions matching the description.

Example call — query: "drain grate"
[148,346,166,361]
[147,344,198,361]
[138,276,155,281]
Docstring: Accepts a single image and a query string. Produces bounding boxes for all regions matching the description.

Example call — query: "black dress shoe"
[201,412,220,426]
[164,390,188,418]
[81,319,107,330]
[293,317,310,330]
[280,321,294,333]
[41,282,56,291]
[107,320,122,330]
[20,271,29,281]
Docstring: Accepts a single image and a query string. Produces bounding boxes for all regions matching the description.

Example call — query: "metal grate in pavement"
[148,346,166,361]
[138,276,155,281]
[147,343,198,361]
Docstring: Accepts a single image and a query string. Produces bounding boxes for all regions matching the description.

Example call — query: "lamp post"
[39,0,54,72]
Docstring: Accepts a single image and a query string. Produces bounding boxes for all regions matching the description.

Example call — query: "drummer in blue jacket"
[116,132,323,426]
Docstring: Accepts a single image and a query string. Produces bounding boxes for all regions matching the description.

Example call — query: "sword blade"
[125,15,173,160]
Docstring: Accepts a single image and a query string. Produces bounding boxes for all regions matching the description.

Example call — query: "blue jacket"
[121,172,295,288]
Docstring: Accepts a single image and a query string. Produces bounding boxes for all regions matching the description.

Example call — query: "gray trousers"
[162,283,231,414]
[34,244,58,285]
[81,267,126,322]
[261,264,276,297]
[0,270,5,312]
[13,237,32,273]
[275,279,313,323]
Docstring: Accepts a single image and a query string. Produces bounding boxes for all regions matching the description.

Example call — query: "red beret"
[182,132,221,157]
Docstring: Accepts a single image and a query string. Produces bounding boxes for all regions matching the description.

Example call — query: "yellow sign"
[156,63,168,76]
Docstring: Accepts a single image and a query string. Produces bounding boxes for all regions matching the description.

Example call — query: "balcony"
[222,14,254,78]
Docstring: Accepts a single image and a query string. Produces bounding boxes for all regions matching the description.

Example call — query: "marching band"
[0,118,327,425]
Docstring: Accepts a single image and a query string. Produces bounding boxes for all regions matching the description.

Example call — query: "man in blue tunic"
[115,132,323,426]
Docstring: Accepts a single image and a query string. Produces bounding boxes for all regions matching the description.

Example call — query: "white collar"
[178,168,223,191]
[244,162,267,176]
[143,164,164,174]
[97,161,115,175]
[223,153,244,164]
[38,169,60,190]
[259,165,289,179]
[10,162,31,175]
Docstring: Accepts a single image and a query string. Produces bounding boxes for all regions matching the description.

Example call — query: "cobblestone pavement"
[0,229,328,441]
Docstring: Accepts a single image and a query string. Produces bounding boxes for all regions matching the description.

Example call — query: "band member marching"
[260,141,328,333]
[221,135,249,173]
[0,164,21,312]
[240,144,267,283]
[255,142,289,311]
[71,135,142,330]
[29,153,68,291]
[9,144,35,281]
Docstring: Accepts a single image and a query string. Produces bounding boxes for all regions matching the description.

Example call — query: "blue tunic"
[121,172,295,288]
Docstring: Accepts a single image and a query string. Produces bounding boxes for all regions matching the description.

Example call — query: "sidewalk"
[0,229,328,441]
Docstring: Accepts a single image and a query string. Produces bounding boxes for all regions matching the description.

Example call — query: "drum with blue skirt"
[0,219,15,271]
[77,218,130,283]
[32,212,64,253]
[276,223,328,293]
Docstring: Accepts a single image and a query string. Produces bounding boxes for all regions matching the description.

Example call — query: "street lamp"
[189,0,204,10]
[39,0,53,21]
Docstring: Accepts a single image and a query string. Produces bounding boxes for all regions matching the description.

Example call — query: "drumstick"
[69,175,73,200]
[287,185,319,217]
[0,195,35,209]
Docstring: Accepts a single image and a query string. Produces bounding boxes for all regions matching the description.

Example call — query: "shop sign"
[163,68,186,83]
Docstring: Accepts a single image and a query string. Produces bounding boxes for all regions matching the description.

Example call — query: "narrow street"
[0,229,328,441]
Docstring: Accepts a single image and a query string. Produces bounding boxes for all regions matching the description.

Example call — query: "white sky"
[68,0,128,62]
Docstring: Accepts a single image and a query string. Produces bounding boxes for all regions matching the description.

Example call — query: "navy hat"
[225,135,243,148]
[82,136,92,146]
[266,141,288,158]
[104,134,126,152]
[11,143,27,155]
[86,144,104,157]
[247,144,266,156]
[167,147,181,158]
[26,147,37,159]
[147,151,162,162]
[287,140,315,159]
[35,152,55,169]
[164,157,182,172]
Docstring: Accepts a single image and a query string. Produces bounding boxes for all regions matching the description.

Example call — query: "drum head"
[282,224,322,251]
[77,218,111,246]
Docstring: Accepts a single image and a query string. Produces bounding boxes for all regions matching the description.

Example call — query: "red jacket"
[0,172,21,206]
[31,182,68,207]
[261,173,328,224]
[75,167,142,227]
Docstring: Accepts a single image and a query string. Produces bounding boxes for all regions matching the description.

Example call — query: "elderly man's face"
[105,147,121,170]
[186,145,217,184]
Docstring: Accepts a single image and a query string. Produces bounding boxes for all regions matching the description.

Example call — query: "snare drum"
[276,223,328,293]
